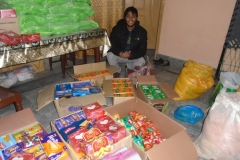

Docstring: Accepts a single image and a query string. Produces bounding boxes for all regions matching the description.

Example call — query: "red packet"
[0,9,17,18]
[21,33,41,43]
[8,152,35,160]
[95,116,116,132]
[105,123,126,143]
[82,102,107,121]
[0,31,21,46]
[68,127,88,153]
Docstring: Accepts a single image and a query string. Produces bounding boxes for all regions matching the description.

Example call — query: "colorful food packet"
[113,93,134,97]
[112,87,133,93]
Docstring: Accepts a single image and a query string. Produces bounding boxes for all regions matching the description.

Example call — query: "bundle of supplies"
[112,79,134,97]
[0,124,69,160]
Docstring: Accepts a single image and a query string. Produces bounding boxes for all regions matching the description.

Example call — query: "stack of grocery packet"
[1,0,98,36]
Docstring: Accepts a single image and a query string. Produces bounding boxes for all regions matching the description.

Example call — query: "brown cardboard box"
[105,98,198,160]
[103,78,136,105]
[135,75,179,104]
[37,79,106,117]
[51,112,132,160]
[68,62,117,83]
[0,108,73,160]
[0,17,20,35]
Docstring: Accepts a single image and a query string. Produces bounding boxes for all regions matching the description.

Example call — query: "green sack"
[47,15,73,23]
[43,0,68,7]
[1,0,46,5]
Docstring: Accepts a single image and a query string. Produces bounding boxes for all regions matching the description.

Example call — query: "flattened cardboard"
[51,112,132,160]
[68,62,117,81]
[37,85,55,111]
[0,108,38,136]
[105,98,198,160]
[37,79,106,116]
[103,78,136,105]
[136,75,179,104]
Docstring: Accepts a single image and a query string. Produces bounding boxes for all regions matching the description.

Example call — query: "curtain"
[75,0,124,59]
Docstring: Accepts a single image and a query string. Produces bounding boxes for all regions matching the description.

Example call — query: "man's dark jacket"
[108,19,147,60]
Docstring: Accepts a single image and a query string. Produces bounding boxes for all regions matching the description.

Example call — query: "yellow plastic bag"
[174,60,214,100]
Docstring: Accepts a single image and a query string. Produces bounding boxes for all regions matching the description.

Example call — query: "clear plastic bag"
[128,56,155,84]
[174,105,204,124]
[194,91,240,160]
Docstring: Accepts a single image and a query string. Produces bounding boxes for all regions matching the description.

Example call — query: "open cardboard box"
[0,108,72,160]
[68,62,117,83]
[105,98,198,160]
[135,75,179,113]
[103,78,136,105]
[51,112,132,160]
[37,79,107,117]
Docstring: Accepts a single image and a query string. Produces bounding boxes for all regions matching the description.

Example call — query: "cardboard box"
[51,113,132,160]
[68,62,118,83]
[0,108,72,160]
[0,17,20,35]
[105,98,198,160]
[37,79,106,117]
[135,75,179,105]
[103,78,136,105]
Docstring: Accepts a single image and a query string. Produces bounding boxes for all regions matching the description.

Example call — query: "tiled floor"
[0,50,215,159]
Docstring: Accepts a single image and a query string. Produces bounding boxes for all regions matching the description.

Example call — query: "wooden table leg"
[13,92,23,112]
[83,50,87,64]
[61,55,66,78]
[49,58,53,71]
[94,47,100,62]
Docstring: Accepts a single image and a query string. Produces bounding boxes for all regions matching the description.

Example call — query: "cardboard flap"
[0,108,38,135]
[159,82,179,99]
[36,85,55,111]
[103,79,113,97]
[136,75,157,84]
[73,62,106,74]
[146,130,198,160]
[106,66,118,74]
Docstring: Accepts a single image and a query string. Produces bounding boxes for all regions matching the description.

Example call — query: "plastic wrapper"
[14,65,34,82]
[128,56,155,85]
[174,60,214,100]
[0,70,17,88]
[194,91,240,160]
[18,15,48,26]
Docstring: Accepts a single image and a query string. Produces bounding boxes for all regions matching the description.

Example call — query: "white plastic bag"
[220,72,240,90]
[194,91,240,160]
[15,65,35,81]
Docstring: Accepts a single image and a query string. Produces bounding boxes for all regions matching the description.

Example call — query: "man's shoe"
[154,59,170,66]
[113,72,121,78]
[153,58,164,63]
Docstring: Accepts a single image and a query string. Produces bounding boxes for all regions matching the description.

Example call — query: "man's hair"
[124,6,138,18]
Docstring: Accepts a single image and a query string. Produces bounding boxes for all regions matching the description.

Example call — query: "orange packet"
[96,70,110,76]
[112,83,132,88]
[112,88,133,93]
[112,79,131,84]
[113,93,134,97]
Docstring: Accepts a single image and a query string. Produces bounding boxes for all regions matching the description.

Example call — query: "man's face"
[125,11,137,28]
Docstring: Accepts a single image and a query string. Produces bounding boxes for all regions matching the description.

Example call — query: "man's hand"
[120,51,131,58]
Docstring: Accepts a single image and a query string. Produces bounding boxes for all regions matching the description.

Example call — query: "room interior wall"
[157,0,236,68]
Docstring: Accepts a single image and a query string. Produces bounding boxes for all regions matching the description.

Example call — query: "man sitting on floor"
[107,6,147,78]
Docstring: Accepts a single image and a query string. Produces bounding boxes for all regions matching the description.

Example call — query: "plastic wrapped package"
[128,56,155,85]
[194,91,240,160]
[0,0,47,5]
[174,60,214,100]
[0,70,17,88]
[14,65,34,81]
[209,72,240,106]
[11,4,49,15]
[18,15,48,27]
[43,0,68,7]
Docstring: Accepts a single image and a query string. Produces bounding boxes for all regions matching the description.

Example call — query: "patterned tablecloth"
[0,28,111,68]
